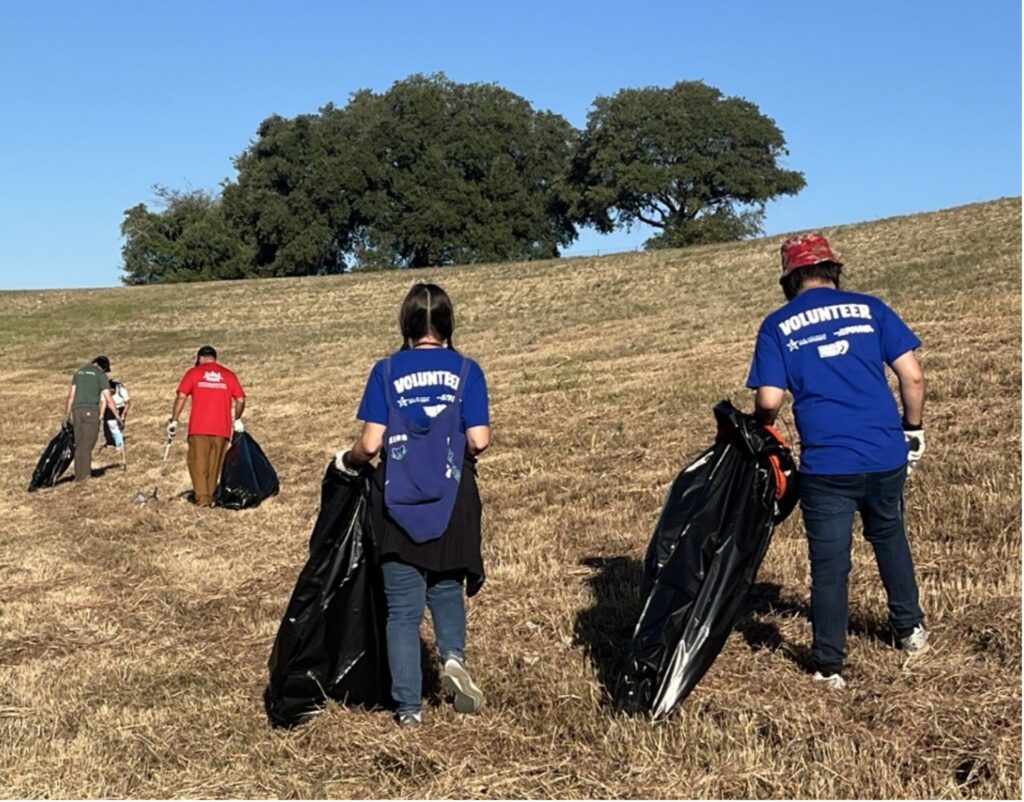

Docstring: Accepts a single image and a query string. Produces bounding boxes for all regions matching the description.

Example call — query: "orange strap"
[763,425,789,501]
[763,424,787,447]
[767,453,787,501]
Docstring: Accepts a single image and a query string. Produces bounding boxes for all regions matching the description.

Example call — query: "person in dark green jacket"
[64,356,120,481]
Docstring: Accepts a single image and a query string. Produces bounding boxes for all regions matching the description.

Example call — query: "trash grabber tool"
[132,435,174,503]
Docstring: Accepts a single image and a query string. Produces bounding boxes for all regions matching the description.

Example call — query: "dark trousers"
[71,406,100,481]
[799,465,924,667]
[186,434,229,506]
[380,559,466,715]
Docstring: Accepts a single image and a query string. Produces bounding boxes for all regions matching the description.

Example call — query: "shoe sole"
[441,662,484,714]
[811,673,847,690]
[901,641,932,667]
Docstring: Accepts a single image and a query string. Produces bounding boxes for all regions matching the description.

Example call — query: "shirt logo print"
[817,340,850,359]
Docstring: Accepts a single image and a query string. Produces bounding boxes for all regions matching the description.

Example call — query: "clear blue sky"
[0,0,1019,289]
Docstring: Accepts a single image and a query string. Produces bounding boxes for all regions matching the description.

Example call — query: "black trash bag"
[616,400,797,718]
[263,462,391,728]
[27,423,75,492]
[213,431,279,510]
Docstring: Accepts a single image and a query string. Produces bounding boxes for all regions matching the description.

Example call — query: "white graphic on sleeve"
[834,324,875,337]
[818,339,850,358]
[778,304,872,336]
[787,333,828,351]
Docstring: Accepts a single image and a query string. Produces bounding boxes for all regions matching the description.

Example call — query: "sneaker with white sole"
[897,624,929,655]
[396,711,423,728]
[441,655,484,713]
[812,670,848,690]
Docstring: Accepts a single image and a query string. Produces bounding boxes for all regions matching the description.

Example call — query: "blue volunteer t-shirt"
[746,287,920,475]
[357,348,489,431]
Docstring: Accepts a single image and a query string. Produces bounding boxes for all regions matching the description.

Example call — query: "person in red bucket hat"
[746,233,928,690]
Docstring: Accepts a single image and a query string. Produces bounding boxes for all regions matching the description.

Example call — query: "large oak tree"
[571,80,805,248]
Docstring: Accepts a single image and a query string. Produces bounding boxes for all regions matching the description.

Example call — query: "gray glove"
[167,419,178,439]
[233,418,245,434]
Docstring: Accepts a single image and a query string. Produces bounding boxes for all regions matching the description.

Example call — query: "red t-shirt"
[176,362,245,438]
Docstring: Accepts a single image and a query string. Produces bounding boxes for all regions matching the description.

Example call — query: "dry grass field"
[0,198,1020,798]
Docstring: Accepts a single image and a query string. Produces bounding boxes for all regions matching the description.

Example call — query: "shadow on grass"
[575,562,897,703]
[44,466,114,486]
[420,640,442,705]
[573,556,645,706]
[736,581,894,671]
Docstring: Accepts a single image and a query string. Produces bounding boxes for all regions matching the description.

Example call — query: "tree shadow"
[572,556,645,705]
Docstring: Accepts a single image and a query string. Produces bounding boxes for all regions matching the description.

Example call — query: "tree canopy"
[226,75,578,273]
[570,80,805,248]
[121,187,248,285]
[121,76,805,282]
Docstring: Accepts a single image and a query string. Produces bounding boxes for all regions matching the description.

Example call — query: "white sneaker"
[898,624,930,656]
[441,655,484,713]
[812,671,848,690]
[396,711,422,728]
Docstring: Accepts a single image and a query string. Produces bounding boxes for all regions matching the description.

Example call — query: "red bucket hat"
[780,233,842,278]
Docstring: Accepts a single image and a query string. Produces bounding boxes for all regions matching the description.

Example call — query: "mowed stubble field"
[0,198,1020,799]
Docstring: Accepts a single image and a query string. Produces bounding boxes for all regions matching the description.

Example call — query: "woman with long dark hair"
[337,283,490,727]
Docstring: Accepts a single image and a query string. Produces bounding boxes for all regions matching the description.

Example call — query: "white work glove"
[167,419,178,439]
[334,450,361,477]
[903,420,924,473]
[233,418,245,434]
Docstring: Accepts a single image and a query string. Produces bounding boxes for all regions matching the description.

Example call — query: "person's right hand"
[167,419,178,439]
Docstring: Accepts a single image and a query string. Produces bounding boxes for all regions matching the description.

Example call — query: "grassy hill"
[1,198,1020,798]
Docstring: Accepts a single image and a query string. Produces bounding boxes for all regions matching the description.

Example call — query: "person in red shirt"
[167,345,246,507]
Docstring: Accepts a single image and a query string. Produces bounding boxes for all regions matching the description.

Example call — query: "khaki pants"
[71,406,100,481]
[187,435,229,507]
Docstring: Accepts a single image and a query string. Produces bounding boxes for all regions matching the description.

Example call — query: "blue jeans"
[380,559,466,714]
[799,465,924,668]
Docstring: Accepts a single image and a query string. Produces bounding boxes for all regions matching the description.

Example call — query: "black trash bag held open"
[263,462,391,728]
[213,431,279,510]
[616,400,797,718]
[27,423,75,491]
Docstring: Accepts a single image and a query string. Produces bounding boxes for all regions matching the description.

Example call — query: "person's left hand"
[233,419,245,434]
[334,450,361,477]
[903,421,924,472]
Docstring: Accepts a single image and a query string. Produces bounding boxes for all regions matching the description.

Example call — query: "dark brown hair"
[399,283,456,350]
[781,262,843,301]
